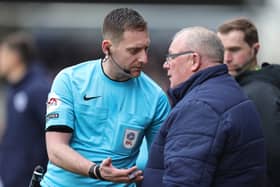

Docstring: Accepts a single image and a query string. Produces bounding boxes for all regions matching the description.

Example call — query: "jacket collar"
[168,64,228,106]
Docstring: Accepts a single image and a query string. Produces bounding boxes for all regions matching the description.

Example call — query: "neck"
[249,60,260,71]
[102,58,131,81]
[200,59,222,70]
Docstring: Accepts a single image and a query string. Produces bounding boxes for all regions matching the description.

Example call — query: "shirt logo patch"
[47,92,61,113]
[123,129,139,149]
[46,113,59,122]
[83,95,102,101]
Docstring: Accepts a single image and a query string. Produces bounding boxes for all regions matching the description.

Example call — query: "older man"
[142,27,266,187]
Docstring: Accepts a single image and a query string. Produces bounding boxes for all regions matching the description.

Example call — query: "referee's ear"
[102,40,112,56]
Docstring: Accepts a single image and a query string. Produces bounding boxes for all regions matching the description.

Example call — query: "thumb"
[102,157,112,167]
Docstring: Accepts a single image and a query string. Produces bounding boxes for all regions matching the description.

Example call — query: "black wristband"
[95,165,105,180]
[88,164,97,179]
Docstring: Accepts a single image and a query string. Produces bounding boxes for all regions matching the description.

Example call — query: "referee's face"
[111,29,150,78]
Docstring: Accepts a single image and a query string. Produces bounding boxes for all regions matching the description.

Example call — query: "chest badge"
[123,129,139,149]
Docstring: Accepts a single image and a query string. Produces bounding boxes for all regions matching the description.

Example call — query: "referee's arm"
[46,129,93,177]
[45,127,143,183]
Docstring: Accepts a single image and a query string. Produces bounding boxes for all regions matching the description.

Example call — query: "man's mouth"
[132,67,142,72]
[132,65,143,70]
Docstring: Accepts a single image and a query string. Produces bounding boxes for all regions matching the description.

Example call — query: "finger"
[103,166,140,179]
[125,175,144,183]
[114,166,140,177]
[124,166,138,175]
[110,175,143,183]
[131,175,144,183]
[128,170,143,180]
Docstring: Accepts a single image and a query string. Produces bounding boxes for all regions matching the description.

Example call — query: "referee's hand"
[99,157,143,183]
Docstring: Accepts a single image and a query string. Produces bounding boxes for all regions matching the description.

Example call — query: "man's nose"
[224,51,233,64]
[139,50,148,64]
[163,61,170,69]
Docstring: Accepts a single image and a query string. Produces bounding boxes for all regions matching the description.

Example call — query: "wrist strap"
[95,165,105,180]
[88,164,97,179]
[88,164,105,180]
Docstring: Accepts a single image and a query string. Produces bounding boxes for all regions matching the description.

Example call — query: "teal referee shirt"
[41,59,170,187]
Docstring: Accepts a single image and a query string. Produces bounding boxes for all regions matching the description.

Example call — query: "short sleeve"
[46,69,74,130]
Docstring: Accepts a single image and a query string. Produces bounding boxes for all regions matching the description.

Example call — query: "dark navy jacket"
[0,65,50,187]
[142,64,266,187]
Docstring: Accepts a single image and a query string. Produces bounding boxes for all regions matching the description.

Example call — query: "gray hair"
[174,26,224,63]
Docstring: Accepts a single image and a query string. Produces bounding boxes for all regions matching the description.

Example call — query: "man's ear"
[102,40,112,55]
[252,42,260,55]
[191,53,201,72]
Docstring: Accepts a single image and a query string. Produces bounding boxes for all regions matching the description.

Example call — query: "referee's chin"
[130,70,142,78]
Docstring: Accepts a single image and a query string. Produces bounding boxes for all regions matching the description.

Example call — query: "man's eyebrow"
[227,46,240,50]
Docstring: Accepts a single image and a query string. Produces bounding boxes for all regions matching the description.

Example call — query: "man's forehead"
[169,36,187,52]
[219,30,245,41]
[120,30,150,46]
[126,29,148,36]
[219,31,248,46]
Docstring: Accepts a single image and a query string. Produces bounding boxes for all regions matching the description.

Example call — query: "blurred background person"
[0,31,50,187]
[217,17,280,187]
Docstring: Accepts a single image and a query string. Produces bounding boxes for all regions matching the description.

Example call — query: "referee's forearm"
[46,131,94,177]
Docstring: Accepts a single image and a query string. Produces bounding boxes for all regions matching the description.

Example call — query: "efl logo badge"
[123,129,139,149]
[47,92,61,113]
